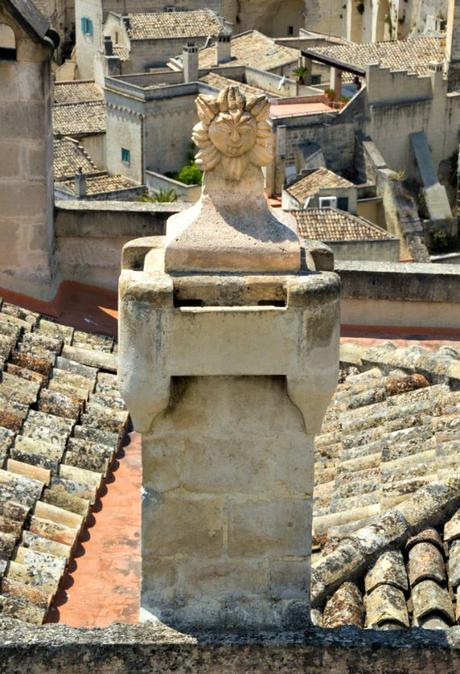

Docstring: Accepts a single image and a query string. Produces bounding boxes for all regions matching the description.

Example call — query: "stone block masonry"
[141,376,314,630]
[0,3,56,300]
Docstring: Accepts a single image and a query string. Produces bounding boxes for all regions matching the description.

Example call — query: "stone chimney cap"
[164,86,301,274]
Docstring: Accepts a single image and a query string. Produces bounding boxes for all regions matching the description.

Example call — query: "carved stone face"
[208,112,257,158]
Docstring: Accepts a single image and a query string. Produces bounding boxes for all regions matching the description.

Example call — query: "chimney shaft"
[216,33,231,65]
[104,34,113,56]
[183,42,199,83]
[74,168,87,198]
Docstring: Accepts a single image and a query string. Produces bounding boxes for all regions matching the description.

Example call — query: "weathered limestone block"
[119,86,340,632]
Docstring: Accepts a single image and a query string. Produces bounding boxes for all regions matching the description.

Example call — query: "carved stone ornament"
[164,85,301,274]
[193,86,273,180]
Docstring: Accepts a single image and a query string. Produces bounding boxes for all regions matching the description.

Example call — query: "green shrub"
[176,163,203,186]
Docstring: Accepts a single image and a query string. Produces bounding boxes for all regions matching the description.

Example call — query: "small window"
[288,25,294,36]
[285,165,297,184]
[319,196,337,209]
[0,23,16,61]
[81,17,93,36]
[115,31,119,44]
[121,148,131,165]
[337,196,349,211]
[311,74,321,85]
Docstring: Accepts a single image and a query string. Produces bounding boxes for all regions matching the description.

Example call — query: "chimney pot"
[183,41,199,83]
[74,167,87,198]
[216,33,232,64]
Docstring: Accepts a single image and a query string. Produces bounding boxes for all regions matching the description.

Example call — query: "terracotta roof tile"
[53,101,106,137]
[61,173,141,196]
[53,81,103,105]
[311,340,460,630]
[112,44,130,61]
[293,208,396,242]
[200,72,281,98]
[0,297,123,625]
[287,168,354,202]
[53,138,97,181]
[308,36,444,77]
[322,582,364,628]
[127,9,222,41]
[199,30,299,71]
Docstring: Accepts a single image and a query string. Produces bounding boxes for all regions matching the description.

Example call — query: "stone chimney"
[216,33,231,64]
[104,34,113,56]
[74,167,86,198]
[182,42,199,83]
[119,86,340,633]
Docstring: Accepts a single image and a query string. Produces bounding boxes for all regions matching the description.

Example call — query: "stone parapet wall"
[54,200,184,290]
[0,621,459,673]
[338,260,460,331]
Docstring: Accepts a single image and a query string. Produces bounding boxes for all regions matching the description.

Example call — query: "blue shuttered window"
[81,17,93,36]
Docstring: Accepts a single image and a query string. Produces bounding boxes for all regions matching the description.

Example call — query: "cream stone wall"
[0,6,56,299]
[142,375,314,630]
[75,0,104,79]
[342,296,460,328]
[126,37,209,72]
[346,0,447,43]
[106,104,143,181]
[231,0,344,38]
[366,66,460,180]
[144,93,198,174]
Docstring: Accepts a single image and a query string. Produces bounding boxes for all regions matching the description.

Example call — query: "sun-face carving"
[192,86,273,181]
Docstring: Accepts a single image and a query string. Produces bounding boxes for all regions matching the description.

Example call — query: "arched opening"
[0,23,16,60]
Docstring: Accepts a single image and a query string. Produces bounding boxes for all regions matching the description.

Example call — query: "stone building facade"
[346,0,449,43]
[0,0,59,299]
[75,0,226,79]
[105,77,218,181]
[101,9,224,75]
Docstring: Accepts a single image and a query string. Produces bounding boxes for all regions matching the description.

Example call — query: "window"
[337,196,349,211]
[285,165,297,184]
[121,148,131,165]
[81,16,93,36]
[311,74,321,85]
[288,25,294,36]
[0,23,16,61]
[319,196,337,209]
